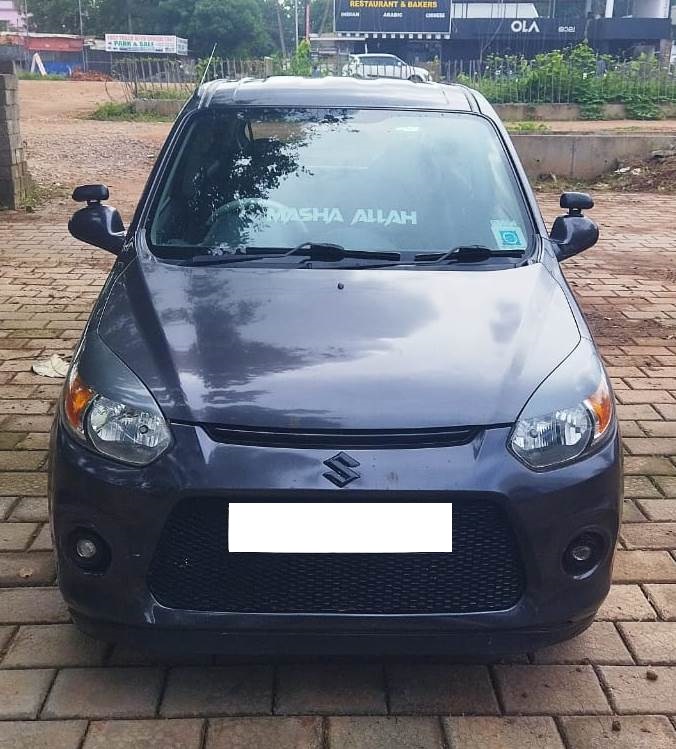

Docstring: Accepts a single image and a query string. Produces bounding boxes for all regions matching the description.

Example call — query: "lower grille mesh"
[147,498,524,614]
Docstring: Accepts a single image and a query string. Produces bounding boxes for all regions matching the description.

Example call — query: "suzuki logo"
[511,19,540,33]
[323,452,361,487]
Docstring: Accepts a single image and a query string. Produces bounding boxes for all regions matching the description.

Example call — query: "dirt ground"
[20,81,171,217]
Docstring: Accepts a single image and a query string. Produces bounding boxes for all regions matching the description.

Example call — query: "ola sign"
[510,19,540,33]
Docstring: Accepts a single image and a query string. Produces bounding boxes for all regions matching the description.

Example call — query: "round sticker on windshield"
[491,220,527,251]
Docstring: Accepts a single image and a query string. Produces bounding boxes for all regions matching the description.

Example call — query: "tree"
[188,0,273,57]
[310,0,332,35]
[260,0,296,57]
[26,0,95,34]
[26,0,283,58]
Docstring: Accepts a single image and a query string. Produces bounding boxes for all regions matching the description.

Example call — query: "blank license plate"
[228,503,453,553]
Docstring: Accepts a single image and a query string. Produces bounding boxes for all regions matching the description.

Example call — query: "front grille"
[201,424,480,449]
[147,498,524,614]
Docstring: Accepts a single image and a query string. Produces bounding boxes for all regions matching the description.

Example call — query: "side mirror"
[560,191,594,212]
[68,184,125,255]
[72,184,109,203]
[550,191,599,261]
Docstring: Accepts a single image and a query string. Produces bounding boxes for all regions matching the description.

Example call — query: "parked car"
[342,53,432,82]
[53,75,621,655]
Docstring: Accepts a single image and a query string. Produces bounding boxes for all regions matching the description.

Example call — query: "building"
[0,1,24,32]
[333,0,673,64]
[0,32,84,73]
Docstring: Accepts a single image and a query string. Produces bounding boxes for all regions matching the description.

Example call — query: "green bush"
[506,121,549,133]
[288,39,312,77]
[270,40,314,77]
[18,71,67,81]
[462,42,674,120]
[137,88,189,101]
[89,101,171,122]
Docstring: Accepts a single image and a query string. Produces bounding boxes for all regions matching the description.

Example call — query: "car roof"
[197,76,478,113]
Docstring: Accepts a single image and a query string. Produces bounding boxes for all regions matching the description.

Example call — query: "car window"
[148,108,533,258]
[361,56,389,66]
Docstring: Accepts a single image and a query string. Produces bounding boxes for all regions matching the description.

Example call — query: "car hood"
[98,259,580,429]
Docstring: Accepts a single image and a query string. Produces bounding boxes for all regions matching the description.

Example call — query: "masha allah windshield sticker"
[490,220,527,251]
[262,206,417,227]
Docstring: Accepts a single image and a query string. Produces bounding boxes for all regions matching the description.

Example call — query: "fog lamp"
[69,529,110,572]
[563,532,605,577]
[75,538,98,560]
[570,543,593,563]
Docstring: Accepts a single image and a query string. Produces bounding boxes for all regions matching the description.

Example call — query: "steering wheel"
[204,198,309,245]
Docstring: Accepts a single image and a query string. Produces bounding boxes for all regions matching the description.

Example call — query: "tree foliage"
[26,0,295,57]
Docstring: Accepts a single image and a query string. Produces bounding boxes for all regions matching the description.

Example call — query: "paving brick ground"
[1,151,676,744]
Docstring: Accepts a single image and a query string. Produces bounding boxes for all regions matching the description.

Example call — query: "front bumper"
[49,420,622,655]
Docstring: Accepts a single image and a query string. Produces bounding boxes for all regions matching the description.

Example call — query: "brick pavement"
[0,193,675,747]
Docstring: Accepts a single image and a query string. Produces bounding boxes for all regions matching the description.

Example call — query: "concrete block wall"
[494,102,676,121]
[511,133,676,180]
[0,60,28,210]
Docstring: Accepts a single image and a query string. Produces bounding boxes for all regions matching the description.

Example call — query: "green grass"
[18,72,67,81]
[506,121,550,133]
[88,101,172,122]
[136,88,189,101]
[19,180,68,212]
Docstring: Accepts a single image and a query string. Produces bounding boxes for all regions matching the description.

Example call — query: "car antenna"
[198,44,218,90]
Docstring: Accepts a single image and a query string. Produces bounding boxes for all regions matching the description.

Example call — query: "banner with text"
[104,34,189,55]
[335,0,452,35]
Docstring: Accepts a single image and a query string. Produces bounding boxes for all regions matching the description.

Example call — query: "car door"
[362,57,382,77]
[379,56,401,78]
[388,57,407,79]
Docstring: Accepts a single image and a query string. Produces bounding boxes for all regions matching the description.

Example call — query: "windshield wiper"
[184,243,522,268]
[337,245,526,270]
[291,242,400,262]
[413,245,525,264]
[186,242,401,266]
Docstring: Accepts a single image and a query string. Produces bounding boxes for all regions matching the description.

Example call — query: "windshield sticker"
[264,206,417,227]
[351,208,417,226]
[491,220,527,250]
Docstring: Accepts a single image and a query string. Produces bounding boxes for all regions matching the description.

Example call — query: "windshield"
[148,107,533,258]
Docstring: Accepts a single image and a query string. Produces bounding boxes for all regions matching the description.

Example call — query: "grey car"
[50,76,622,655]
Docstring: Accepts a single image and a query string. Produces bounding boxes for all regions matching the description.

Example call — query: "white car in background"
[342,53,432,82]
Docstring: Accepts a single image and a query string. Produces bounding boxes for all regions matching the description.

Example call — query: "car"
[342,53,431,82]
[52,76,622,656]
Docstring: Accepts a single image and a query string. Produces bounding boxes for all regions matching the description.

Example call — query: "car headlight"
[508,345,614,470]
[62,365,171,466]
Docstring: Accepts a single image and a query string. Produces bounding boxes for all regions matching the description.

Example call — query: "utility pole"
[77,0,87,70]
[276,2,287,56]
[294,0,299,50]
[22,0,28,71]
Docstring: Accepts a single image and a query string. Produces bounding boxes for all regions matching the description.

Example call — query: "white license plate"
[228,503,452,553]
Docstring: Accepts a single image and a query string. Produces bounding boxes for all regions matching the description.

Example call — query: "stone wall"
[0,60,28,210]
[134,97,185,117]
[133,96,676,124]
[511,133,676,179]
[495,102,676,121]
